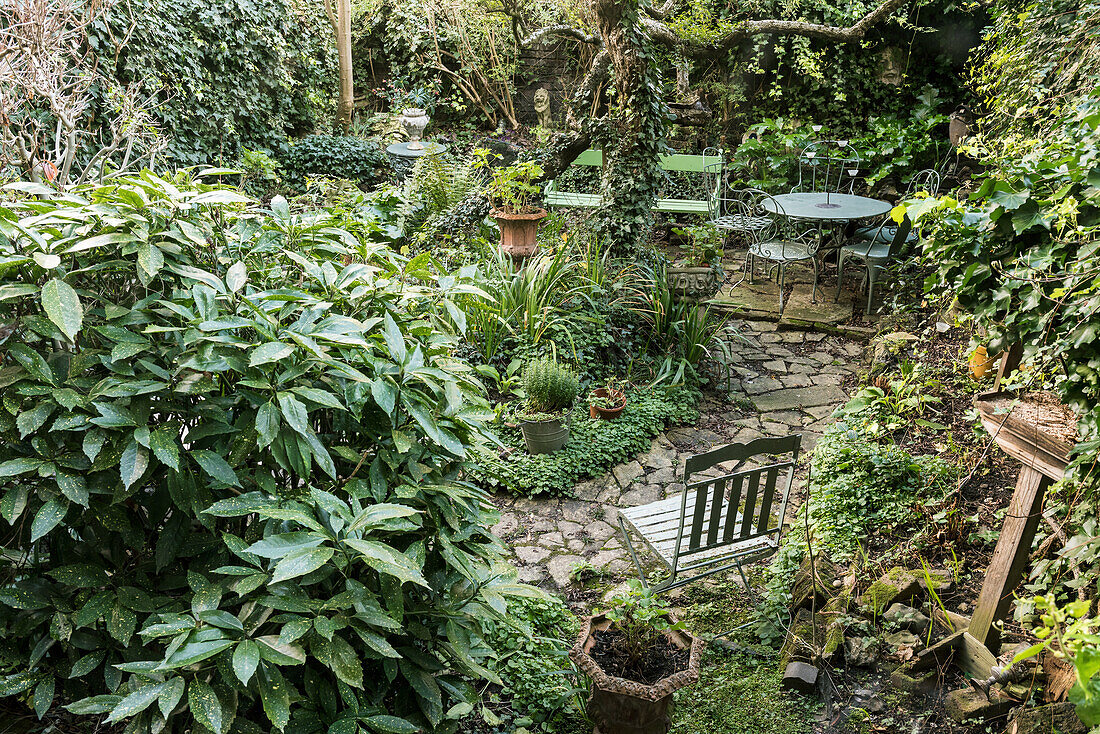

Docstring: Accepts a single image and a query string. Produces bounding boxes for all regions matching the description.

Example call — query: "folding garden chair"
[618,434,802,595]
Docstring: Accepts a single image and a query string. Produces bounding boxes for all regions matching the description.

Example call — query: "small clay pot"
[569,612,703,734]
[589,388,626,420]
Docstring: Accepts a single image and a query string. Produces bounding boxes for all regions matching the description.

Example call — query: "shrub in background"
[0,172,536,733]
[281,136,390,192]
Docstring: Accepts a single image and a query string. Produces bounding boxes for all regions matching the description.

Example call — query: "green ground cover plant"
[0,172,539,733]
[474,385,699,496]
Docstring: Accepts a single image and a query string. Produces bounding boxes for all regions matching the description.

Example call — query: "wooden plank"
[993,343,1024,392]
[689,481,709,550]
[960,632,997,679]
[911,630,963,673]
[545,192,602,208]
[968,465,1051,650]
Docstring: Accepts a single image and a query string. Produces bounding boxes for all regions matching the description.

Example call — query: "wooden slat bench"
[544,149,721,215]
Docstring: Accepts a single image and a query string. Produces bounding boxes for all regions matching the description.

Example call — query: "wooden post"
[968,465,1051,650]
[993,343,1024,392]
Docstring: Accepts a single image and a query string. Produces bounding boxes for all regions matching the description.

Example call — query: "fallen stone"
[883,630,922,651]
[782,661,819,694]
[860,566,920,615]
[1004,702,1087,734]
[852,688,885,713]
[916,568,955,595]
[558,520,584,537]
[889,666,937,695]
[844,636,878,668]
[945,688,1015,723]
[884,603,931,637]
[790,554,838,610]
[537,532,565,548]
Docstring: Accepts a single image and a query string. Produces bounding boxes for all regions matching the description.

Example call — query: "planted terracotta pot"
[589,388,626,420]
[492,208,547,259]
[570,613,703,734]
[667,265,719,301]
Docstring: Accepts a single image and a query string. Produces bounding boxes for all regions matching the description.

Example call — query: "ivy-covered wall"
[89,0,336,166]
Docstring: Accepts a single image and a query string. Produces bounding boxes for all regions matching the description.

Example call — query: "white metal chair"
[853,168,940,245]
[746,196,820,314]
[619,434,802,593]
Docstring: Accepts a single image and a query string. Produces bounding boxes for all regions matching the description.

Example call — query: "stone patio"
[490,318,867,592]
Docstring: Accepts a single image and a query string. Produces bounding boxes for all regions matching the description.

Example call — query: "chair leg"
[866,262,880,315]
[735,560,753,598]
[777,263,786,315]
[810,257,819,304]
[618,517,651,591]
[835,251,845,302]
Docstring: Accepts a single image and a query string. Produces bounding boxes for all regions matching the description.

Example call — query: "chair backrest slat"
[739,471,761,538]
[689,482,709,549]
[756,466,780,536]
[722,473,746,543]
[705,478,726,546]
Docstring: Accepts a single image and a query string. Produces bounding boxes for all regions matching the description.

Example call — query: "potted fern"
[518,357,578,454]
[668,224,723,301]
[476,148,547,258]
[570,581,703,734]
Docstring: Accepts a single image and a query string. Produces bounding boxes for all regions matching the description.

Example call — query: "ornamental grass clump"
[520,357,579,418]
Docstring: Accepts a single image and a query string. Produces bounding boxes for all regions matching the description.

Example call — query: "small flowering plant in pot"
[517,357,579,454]
[589,377,627,420]
[570,581,703,734]
[476,148,547,258]
[668,224,724,301]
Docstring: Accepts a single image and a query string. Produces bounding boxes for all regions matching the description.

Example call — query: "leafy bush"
[755,418,956,642]
[0,172,536,733]
[475,385,700,496]
[521,358,580,415]
[282,136,390,192]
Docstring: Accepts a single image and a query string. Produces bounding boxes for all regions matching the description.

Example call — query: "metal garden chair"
[792,140,861,194]
[746,195,820,314]
[852,168,940,245]
[836,213,914,314]
[618,434,802,594]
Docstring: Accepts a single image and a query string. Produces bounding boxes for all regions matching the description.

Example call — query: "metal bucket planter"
[492,208,547,260]
[520,412,570,454]
[570,613,703,734]
[589,388,626,420]
[667,265,719,302]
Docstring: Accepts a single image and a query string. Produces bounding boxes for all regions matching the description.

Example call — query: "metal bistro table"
[761,191,892,276]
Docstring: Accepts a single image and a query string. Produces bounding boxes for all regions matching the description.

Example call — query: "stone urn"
[666,265,720,302]
[491,208,547,259]
[399,108,429,148]
[570,613,703,734]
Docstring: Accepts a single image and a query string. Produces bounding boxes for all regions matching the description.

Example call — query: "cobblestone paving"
[490,319,867,592]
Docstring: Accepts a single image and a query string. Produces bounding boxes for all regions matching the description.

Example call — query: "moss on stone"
[859,566,919,616]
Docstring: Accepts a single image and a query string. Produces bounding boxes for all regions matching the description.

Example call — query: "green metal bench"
[543,149,721,215]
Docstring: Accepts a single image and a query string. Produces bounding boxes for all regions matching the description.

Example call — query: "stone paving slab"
[752,385,849,412]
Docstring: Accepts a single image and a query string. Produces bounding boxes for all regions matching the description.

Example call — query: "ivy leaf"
[188,680,223,734]
[41,278,82,342]
[232,640,260,684]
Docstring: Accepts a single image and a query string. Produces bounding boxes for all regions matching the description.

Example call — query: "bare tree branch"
[521,24,602,48]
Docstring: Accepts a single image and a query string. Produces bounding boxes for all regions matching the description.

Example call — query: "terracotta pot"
[666,265,719,302]
[569,613,703,734]
[492,208,547,259]
[968,345,994,379]
[589,388,626,420]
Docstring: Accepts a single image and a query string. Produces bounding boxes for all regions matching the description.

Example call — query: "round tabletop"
[762,192,891,221]
[386,141,448,158]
